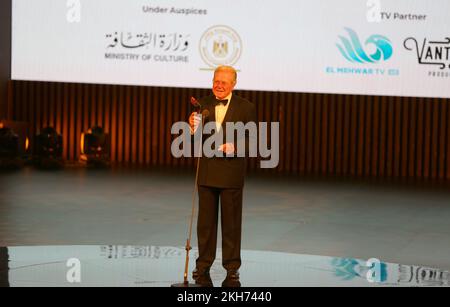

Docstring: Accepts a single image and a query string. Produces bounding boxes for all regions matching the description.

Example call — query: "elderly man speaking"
[189,66,257,287]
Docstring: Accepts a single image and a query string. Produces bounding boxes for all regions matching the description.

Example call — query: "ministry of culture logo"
[199,25,242,68]
[337,28,393,64]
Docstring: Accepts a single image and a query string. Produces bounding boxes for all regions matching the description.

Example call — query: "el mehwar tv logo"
[326,28,399,77]
[337,28,393,64]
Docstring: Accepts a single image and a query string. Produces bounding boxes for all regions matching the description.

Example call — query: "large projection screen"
[11,0,450,98]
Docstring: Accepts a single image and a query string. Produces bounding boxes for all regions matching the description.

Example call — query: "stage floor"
[1,245,449,287]
[1,167,450,286]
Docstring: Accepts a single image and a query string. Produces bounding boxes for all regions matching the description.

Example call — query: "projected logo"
[199,25,242,68]
[404,37,450,71]
[331,258,388,283]
[336,28,393,64]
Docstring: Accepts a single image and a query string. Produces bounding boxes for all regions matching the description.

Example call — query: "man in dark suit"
[189,66,256,287]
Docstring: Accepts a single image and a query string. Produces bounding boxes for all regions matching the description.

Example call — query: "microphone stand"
[171,110,208,288]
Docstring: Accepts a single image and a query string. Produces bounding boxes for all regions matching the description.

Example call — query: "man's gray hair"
[214,66,237,83]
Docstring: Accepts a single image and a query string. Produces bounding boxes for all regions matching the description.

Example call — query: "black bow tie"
[214,99,228,106]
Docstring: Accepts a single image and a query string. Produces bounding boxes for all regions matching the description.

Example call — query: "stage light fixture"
[80,126,110,167]
[0,124,21,169]
[33,127,63,168]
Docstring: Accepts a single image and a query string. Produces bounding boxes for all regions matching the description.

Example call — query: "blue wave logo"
[337,28,393,64]
[331,258,388,282]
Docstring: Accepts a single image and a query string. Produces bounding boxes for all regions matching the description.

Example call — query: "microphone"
[172,98,209,288]
[191,97,209,120]
[190,97,202,109]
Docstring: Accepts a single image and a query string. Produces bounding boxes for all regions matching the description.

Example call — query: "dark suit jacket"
[197,94,257,189]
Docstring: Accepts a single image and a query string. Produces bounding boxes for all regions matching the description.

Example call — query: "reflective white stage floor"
[1,245,448,287]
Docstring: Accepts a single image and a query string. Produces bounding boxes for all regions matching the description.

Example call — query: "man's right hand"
[189,112,202,133]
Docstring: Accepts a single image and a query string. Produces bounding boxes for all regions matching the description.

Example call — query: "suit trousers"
[196,185,243,272]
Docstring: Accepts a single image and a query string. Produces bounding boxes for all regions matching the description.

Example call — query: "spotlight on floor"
[33,127,63,169]
[80,126,110,167]
[0,122,22,169]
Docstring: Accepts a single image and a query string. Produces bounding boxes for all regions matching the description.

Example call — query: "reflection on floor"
[1,167,450,281]
[0,245,449,287]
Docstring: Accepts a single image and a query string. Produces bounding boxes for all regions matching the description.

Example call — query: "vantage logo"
[404,37,450,70]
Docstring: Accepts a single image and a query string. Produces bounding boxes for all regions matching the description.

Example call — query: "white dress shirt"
[191,93,232,135]
[215,93,232,132]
